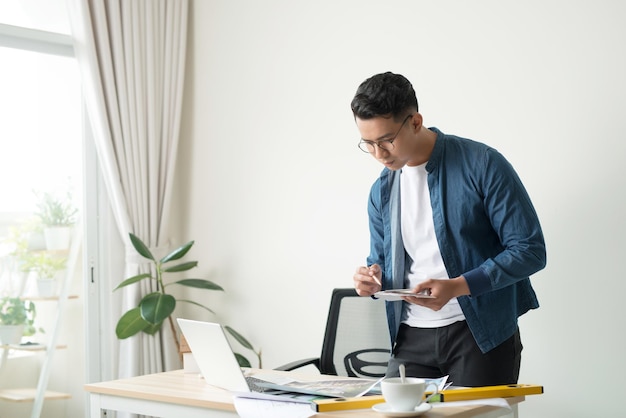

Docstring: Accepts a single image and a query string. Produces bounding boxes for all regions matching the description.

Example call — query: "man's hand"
[402,276,470,311]
[353,264,382,296]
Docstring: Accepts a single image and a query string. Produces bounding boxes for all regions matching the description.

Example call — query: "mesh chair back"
[319,288,391,378]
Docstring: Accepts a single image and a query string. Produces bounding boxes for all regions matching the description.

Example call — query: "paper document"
[256,377,381,398]
[432,398,511,410]
[247,372,449,399]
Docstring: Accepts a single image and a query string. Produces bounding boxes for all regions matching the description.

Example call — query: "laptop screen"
[177,318,251,392]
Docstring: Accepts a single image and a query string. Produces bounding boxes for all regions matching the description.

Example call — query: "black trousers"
[386,321,522,387]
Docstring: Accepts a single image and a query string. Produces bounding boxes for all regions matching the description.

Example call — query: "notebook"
[176,318,380,398]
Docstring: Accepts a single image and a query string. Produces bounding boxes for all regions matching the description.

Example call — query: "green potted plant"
[0,297,37,345]
[5,218,46,254]
[3,223,36,295]
[34,189,78,250]
[22,251,67,297]
[115,233,261,367]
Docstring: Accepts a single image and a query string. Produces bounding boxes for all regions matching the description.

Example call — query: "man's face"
[356,114,416,171]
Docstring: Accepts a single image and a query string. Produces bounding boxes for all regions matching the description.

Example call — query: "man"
[351,72,546,387]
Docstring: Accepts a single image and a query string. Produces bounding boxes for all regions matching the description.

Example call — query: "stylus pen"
[368,265,382,287]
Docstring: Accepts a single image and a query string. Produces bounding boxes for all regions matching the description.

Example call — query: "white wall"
[175,1,626,417]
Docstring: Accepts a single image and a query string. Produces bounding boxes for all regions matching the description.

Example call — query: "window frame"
[0,23,73,56]
[0,21,113,413]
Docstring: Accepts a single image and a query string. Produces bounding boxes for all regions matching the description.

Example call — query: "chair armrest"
[274,357,321,372]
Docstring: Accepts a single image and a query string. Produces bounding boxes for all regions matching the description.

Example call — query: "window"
[0,46,82,235]
[0,2,79,270]
[0,5,88,415]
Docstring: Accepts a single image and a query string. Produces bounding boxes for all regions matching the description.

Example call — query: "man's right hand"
[353,264,382,296]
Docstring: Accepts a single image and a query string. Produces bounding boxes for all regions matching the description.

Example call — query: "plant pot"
[37,278,57,297]
[27,230,47,251]
[44,226,72,250]
[0,324,25,345]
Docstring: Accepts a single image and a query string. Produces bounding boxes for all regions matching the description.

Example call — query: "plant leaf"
[234,352,251,368]
[177,299,215,314]
[116,308,150,339]
[173,279,224,291]
[142,321,163,335]
[225,325,254,350]
[160,240,194,263]
[163,261,198,273]
[129,233,155,261]
[113,273,152,291]
[139,293,176,324]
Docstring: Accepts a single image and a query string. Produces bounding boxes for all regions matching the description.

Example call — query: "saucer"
[372,402,432,417]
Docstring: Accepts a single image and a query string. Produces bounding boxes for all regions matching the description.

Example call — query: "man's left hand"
[402,276,470,311]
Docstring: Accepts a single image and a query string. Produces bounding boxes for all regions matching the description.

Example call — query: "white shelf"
[21,295,79,302]
[0,222,82,417]
[0,388,71,403]
[1,343,67,352]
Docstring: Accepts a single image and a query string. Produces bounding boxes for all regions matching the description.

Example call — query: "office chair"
[275,288,391,378]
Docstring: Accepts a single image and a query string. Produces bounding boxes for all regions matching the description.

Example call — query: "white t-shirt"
[400,163,465,328]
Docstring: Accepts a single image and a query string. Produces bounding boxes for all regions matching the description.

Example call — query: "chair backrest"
[319,288,391,378]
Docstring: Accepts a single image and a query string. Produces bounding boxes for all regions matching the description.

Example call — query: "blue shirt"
[366,128,546,353]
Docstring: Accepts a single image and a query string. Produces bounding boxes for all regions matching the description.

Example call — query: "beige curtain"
[66,0,188,386]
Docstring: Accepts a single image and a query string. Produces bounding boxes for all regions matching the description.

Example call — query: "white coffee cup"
[380,377,438,412]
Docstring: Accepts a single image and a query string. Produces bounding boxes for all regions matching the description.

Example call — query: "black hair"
[350,72,418,121]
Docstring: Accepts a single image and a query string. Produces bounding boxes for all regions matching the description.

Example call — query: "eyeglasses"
[358,114,412,153]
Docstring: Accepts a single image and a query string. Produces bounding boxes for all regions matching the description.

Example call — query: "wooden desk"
[85,370,522,418]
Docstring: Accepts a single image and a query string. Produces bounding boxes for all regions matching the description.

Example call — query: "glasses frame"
[358,114,413,153]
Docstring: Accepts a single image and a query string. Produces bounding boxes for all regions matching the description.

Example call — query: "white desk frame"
[88,392,235,418]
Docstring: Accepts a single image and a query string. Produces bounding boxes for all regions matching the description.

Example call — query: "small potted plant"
[2,222,40,295]
[22,252,67,297]
[33,189,78,250]
[0,297,37,345]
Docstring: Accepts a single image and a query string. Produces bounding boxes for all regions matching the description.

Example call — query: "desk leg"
[88,393,103,418]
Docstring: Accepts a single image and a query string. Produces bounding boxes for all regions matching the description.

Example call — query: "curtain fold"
[66,0,189,382]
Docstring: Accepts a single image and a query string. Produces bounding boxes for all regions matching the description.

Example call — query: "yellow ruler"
[313,384,543,412]
[434,384,543,402]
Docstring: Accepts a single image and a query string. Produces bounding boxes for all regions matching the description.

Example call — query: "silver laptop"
[177,318,270,393]
[177,318,380,398]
